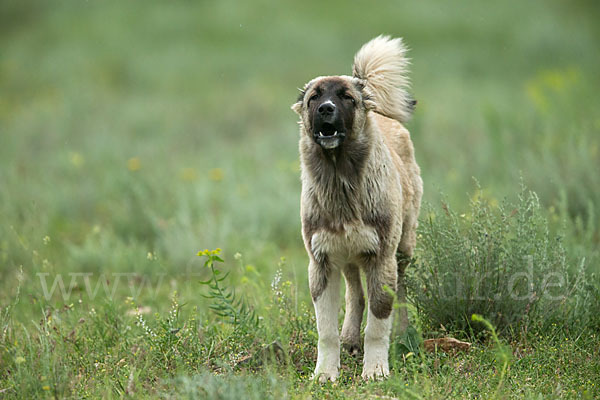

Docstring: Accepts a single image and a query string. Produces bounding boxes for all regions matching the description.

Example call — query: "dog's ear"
[363,94,377,111]
[354,79,377,111]
[291,89,305,115]
[409,99,417,112]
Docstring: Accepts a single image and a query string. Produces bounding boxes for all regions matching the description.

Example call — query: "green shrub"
[409,185,573,336]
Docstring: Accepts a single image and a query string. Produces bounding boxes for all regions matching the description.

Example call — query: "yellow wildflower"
[209,168,224,181]
[180,167,198,182]
[127,157,141,171]
[69,152,84,168]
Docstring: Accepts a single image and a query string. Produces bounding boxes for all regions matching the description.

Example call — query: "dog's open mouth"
[318,123,338,137]
[315,123,345,149]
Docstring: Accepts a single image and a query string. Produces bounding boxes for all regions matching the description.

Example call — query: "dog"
[291,36,423,382]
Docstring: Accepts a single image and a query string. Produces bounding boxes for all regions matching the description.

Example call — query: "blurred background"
[1,0,599,313]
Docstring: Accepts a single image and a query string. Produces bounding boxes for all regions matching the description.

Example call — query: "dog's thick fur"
[292,36,422,382]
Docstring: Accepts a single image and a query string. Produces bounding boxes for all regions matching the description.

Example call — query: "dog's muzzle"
[313,100,346,149]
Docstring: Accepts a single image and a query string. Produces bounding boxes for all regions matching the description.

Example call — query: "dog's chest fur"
[311,221,379,263]
[300,133,401,262]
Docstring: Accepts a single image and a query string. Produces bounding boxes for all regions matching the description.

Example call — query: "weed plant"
[408,184,595,336]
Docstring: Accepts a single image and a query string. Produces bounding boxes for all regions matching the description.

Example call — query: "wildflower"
[15,356,25,364]
[69,152,84,168]
[180,167,198,182]
[209,168,224,181]
[271,269,283,298]
[197,248,221,257]
[136,309,156,339]
[43,236,50,245]
[234,252,242,260]
[42,386,50,391]
[127,157,141,171]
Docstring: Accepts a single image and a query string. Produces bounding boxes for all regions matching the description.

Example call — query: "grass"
[1,0,599,398]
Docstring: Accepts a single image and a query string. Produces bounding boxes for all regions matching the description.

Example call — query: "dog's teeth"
[334,131,337,135]
[319,132,324,136]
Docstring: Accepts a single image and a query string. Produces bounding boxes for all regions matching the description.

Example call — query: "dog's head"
[291,76,375,150]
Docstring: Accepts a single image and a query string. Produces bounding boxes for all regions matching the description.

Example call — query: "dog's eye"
[309,94,319,103]
[343,94,356,104]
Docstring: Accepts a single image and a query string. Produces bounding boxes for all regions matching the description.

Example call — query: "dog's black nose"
[318,101,336,116]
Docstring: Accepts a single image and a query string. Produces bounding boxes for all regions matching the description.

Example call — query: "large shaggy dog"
[292,36,423,382]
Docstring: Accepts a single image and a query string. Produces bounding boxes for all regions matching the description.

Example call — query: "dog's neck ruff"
[301,128,374,224]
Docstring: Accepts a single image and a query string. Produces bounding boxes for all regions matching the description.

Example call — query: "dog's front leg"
[341,264,365,356]
[362,257,396,380]
[309,259,341,383]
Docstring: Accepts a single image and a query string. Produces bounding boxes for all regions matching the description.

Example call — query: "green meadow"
[1,0,599,398]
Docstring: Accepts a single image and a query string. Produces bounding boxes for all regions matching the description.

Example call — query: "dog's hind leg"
[310,260,341,383]
[341,264,364,356]
[395,250,411,335]
[395,218,417,335]
[362,257,396,380]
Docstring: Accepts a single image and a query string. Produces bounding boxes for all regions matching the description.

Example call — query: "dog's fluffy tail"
[352,35,414,123]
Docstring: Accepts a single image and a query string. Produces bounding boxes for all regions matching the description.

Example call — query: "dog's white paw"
[313,337,340,383]
[362,342,390,381]
[361,361,389,381]
[362,335,390,381]
[312,365,339,383]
